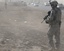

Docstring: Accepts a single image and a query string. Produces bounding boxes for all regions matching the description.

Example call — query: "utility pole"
[49,0,51,3]
[5,0,7,9]
[10,0,11,2]
[31,0,33,3]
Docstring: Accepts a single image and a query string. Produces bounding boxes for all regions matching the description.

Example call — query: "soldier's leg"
[47,33,55,49]
[47,33,56,51]
[55,30,60,50]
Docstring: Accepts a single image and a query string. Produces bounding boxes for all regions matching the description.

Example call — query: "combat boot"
[48,47,55,51]
[55,47,60,51]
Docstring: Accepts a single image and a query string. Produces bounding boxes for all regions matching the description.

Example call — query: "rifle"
[41,11,51,23]
[41,0,51,23]
[41,15,49,23]
[41,19,44,23]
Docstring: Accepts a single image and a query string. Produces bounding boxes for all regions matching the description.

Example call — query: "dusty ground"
[0,2,64,51]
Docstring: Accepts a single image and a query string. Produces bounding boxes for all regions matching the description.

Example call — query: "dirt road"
[0,4,64,51]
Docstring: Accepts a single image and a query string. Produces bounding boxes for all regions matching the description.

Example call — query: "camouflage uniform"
[45,1,62,50]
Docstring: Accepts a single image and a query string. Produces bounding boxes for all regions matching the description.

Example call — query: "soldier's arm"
[56,8,62,25]
[56,9,61,21]
[49,10,56,22]
[45,10,56,24]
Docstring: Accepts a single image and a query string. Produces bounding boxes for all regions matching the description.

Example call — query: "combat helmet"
[50,1,58,6]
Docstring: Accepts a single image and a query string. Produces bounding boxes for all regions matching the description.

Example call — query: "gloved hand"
[45,20,49,24]
[48,11,51,16]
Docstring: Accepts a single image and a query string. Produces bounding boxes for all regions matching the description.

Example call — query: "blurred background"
[0,0,63,51]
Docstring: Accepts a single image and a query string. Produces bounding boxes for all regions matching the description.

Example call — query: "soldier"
[45,1,62,51]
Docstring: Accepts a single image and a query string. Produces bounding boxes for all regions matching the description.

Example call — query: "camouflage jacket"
[46,7,62,26]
